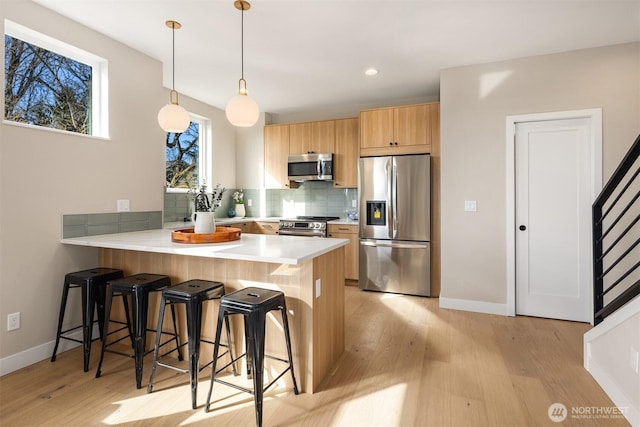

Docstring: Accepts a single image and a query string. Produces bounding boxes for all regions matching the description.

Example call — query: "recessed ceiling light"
[365,68,379,76]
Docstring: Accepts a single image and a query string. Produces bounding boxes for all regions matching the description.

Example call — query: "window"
[165,115,211,191]
[3,20,108,137]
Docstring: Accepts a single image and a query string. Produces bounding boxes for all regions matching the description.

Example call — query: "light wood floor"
[0,286,629,426]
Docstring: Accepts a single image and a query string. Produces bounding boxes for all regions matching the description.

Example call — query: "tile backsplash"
[266,181,357,218]
[163,182,357,222]
[63,211,162,238]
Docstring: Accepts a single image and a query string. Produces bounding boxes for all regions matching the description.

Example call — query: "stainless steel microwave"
[287,153,333,182]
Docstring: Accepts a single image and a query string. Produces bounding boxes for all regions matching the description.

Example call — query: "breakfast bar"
[61,229,348,394]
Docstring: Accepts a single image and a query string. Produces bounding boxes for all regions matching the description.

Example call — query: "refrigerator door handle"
[386,157,394,239]
[392,158,398,239]
[360,240,429,250]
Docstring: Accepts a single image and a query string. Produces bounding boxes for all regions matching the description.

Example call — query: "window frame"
[3,19,109,138]
[165,113,213,194]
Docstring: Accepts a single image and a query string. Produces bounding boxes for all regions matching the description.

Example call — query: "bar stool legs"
[95,273,181,389]
[205,287,299,427]
[51,268,124,372]
[147,280,236,409]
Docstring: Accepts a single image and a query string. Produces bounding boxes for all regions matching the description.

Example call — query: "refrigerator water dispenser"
[365,201,386,226]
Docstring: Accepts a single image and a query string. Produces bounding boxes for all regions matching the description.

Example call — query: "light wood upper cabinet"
[360,103,436,156]
[359,108,394,150]
[311,120,336,154]
[288,122,311,155]
[264,124,291,189]
[394,104,430,147]
[334,118,359,188]
[289,120,335,155]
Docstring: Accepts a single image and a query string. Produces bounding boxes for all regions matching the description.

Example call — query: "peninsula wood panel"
[99,247,344,394]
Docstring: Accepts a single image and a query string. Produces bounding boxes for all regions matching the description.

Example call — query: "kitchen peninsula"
[61,229,348,393]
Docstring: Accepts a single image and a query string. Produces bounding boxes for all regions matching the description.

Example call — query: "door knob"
[519,225,527,231]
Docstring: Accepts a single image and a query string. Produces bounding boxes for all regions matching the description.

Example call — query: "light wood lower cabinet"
[220,222,255,233]
[253,221,279,235]
[328,224,358,282]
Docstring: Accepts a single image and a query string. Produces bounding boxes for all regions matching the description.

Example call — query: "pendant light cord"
[240,6,244,80]
[172,23,176,91]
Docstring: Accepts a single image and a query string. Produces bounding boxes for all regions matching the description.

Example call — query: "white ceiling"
[33,0,640,116]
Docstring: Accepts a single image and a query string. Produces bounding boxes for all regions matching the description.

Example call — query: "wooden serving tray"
[171,227,242,244]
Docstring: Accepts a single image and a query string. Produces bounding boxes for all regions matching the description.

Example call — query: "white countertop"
[61,229,349,265]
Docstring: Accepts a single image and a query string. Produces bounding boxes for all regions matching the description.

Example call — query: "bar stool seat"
[147,279,237,409]
[95,273,181,389]
[205,287,299,427]
[51,267,124,372]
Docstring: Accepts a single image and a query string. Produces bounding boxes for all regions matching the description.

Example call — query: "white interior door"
[515,118,593,322]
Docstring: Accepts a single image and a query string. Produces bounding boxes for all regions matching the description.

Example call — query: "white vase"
[235,203,246,219]
[194,211,216,233]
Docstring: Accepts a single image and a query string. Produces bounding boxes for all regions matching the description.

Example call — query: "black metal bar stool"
[51,267,125,372]
[96,273,182,389]
[147,279,237,409]
[204,287,299,427]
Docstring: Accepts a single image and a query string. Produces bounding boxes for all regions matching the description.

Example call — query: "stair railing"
[592,134,640,325]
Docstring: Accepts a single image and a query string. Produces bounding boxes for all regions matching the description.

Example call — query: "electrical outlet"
[117,199,130,212]
[7,312,20,331]
[351,199,357,208]
[247,199,252,207]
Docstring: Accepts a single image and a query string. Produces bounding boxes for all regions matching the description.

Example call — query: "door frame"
[505,109,602,321]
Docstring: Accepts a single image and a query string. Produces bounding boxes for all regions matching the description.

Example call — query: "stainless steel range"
[278,216,340,237]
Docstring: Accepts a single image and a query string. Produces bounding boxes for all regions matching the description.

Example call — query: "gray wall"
[0,2,237,362]
[439,42,640,308]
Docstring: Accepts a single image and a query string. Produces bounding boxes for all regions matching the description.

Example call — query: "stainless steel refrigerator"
[358,154,431,296]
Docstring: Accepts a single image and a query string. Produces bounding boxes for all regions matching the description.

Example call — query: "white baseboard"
[585,355,639,426]
[0,326,96,377]
[439,296,511,316]
[584,295,640,427]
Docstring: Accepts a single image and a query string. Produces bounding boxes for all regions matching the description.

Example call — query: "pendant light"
[225,0,259,127]
[158,20,190,133]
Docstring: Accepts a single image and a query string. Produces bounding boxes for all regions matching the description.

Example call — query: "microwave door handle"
[317,159,321,178]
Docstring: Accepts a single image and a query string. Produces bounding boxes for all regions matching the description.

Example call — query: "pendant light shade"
[225,0,259,127]
[225,78,259,127]
[158,95,190,133]
[158,20,190,133]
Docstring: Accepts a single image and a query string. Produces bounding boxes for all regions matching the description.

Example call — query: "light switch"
[464,200,477,212]
[315,278,321,298]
